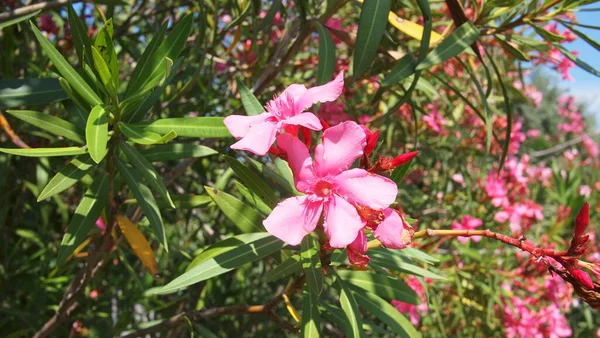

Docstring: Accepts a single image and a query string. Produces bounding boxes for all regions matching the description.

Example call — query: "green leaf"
[369,250,446,280]
[301,287,321,338]
[38,155,95,201]
[319,302,354,337]
[6,110,84,144]
[332,270,364,338]
[315,21,336,85]
[85,105,109,163]
[126,194,212,209]
[156,233,285,294]
[495,35,530,61]
[126,14,193,97]
[67,2,92,65]
[94,20,118,87]
[130,117,231,138]
[400,247,439,264]
[138,144,218,162]
[186,233,269,271]
[118,122,163,144]
[205,186,264,233]
[223,155,277,208]
[57,173,109,263]
[157,130,177,143]
[350,285,420,338]
[353,0,392,77]
[236,78,263,116]
[265,254,301,282]
[416,21,480,70]
[115,157,167,251]
[0,78,67,108]
[30,22,102,106]
[461,60,493,155]
[0,147,86,157]
[233,181,272,215]
[336,269,419,304]
[91,46,117,97]
[529,21,564,42]
[0,10,41,30]
[381,52,417,86]
[559,24,600,53]
[301,235,324,297]
[120,142,175,209]
[390,159,415,184]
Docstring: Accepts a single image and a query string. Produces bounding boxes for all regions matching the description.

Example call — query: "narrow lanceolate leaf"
[119,122,164,145]
[0,147,86,157]
[301,287,321,337]
[6,110,84,144]
[0,10,41,30]
[116,215,159,276]
[381,52,417,86]
[86,105,109,163]
[67,2,92,64]
[336,270,420,304]
[562,23,600,53]
[115,157,168,251]
[94,21,118,87]
[353,0,392,77]
[390,158,415,184]
[350,285,420,338]
[205,186,264,233]
[0,78,67,108]
[236,77,264,116]
[30,22,102,106]
[333,270,364,338]
[57,173,108,263]
[369,250,446,280]
[139,144,217,162]
[127,14,193,97]
[156,233,285,294]
[125,21,168,97]
[223,155,277,207]
[130,117,231,138]
[186,233,269,271]
[91,46,117,97]
[38,154,95,201]
[416,21,480,70]
[301,236,324,297]
[233,181,272,215]
[315,21,336,85]
[120,142,175,209]
[552,43,600,78]
[265,254,301,282]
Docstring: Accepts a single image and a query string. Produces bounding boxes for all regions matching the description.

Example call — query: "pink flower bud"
[391,151,419,167]
[572,269,595,289]
[575,202,590,238]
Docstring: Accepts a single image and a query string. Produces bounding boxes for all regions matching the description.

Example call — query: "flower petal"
[263,196,322,246]
[314,121,367,177]
[373,209,410,249]
[230,120,278,155]
[324,195,365,248]
[295,72,345,112]
[281,84,308,101]
[334,168,397,209]
[224,113,270,138]
[277,133,317,192]
[283,112,323,131]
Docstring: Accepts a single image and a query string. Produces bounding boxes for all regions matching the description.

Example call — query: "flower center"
[314,180,333,198]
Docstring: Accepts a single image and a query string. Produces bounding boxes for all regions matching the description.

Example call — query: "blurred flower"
[392,276,428,325]
[451,215,483,244]
[422,104,447,134]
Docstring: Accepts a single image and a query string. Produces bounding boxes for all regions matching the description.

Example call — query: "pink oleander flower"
[224,72,344,155]
[422,104,447,134]
[263,121,398,247]
[392,276,429,325]
[485,174,509,208]
[503,296,572,338]
[452,215,483,244]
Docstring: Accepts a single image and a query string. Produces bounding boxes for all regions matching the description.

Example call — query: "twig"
[0,111,30,148]
[0,0,89,22]
[530,130,600,157]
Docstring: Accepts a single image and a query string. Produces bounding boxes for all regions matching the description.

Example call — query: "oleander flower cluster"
[224,73,417,265]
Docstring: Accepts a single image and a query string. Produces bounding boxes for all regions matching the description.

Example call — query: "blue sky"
[555,8,600,125]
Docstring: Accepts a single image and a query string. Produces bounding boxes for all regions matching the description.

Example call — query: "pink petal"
[283,112,323,131]
[373,209,409,249]
[276,133,317,192]
[314,121,366,177]
[281,84,308,102]
[263,196,323,246]
[224,113,270,138]
[295,72,345,112]
[230,120,278,155]
[324,195,365,248]
[334,168,397,209]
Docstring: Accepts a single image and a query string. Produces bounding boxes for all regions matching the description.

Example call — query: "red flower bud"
[391,151,419,167]
[319,118,330,131]
[574,202,589,239]
[572,269,595,289]
[364,129,380,157]
[368,151,419,173]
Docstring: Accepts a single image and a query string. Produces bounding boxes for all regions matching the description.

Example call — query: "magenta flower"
[224,72,345,155]
[263,121,398,247]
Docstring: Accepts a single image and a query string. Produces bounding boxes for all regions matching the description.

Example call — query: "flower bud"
[574,202,590,239]
[572,269,595,289]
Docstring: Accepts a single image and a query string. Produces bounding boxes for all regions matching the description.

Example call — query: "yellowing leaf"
[356,0,443,44]
[283,293,301,323]
[116,215,158,276]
